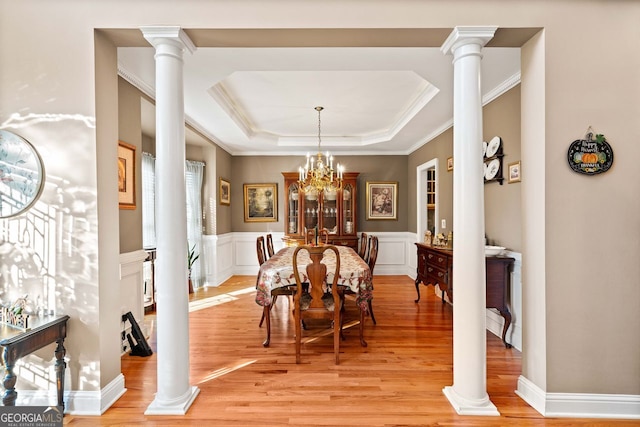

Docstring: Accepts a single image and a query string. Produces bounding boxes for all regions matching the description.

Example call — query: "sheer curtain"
[141,153,156,249]
[185,160,204,289]
[142,154,205,289]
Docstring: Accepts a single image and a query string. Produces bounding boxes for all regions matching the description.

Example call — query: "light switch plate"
[441,219,446,229]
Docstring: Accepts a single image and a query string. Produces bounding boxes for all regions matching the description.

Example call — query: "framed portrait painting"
[219,178,231,205]
[118,141,136,209]
[244,183,278,222]
[366,181,398,220]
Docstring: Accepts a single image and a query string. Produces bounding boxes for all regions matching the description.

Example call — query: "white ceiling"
[118,46,520,156]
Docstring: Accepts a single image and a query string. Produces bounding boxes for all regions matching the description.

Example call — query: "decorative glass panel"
[288,183,299,234]
[342,183,354,234]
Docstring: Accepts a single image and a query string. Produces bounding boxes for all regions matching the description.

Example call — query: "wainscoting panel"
[119,250,148,352]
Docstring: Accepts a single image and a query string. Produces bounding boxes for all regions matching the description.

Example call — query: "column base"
[443,386,500,416]
[145,386,200,415]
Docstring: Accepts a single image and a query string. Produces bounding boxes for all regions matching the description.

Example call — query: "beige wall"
[408,86,521,252]
[216,146,233,234]
[118,77,143,253]
[483,86,521,252]
[1,0,638,405]
[231,155,408,233]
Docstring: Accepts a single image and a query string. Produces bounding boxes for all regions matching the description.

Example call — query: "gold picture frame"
[219,177,231,205]
[447,156,453,172]
[366,181,398,220]
[118,141,136,209]
[508,161,521,183]
[244,183,278,222]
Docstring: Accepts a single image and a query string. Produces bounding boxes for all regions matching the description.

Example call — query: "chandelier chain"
[298,106,343,194]
[317,106,322,151]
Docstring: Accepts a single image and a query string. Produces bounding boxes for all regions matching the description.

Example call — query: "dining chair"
[366,236,379,325]
[266,233,275,258]
[293,244,342,364]
[358,232,369,261]
[257,236,268,327]
[304,227,329,245]
[256,236,267,266]
[341,235,378,327]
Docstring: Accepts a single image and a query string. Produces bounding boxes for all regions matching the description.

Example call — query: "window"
[142,152,156,249]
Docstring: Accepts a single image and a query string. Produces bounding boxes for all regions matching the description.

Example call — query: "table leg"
[55,338,67,411]
[498,309,512,349]
[262,305,271,347]
[2,347,17,406]
[414,278,422,302]
[359,307,367,347]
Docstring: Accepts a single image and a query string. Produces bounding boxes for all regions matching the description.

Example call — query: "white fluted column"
[141,26,200,415]
[440,26,499,416]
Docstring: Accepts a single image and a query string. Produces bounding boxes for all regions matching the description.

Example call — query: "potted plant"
[187,244,199,294]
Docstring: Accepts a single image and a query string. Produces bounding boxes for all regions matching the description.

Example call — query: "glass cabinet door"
[288,183,299,234]
[322,188,338,234]
[342,183,354,235]
[304,189,319,231]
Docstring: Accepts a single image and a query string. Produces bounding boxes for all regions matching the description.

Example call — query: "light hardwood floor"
[66,275,634,426]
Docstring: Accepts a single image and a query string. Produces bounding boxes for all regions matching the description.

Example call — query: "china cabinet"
[282,172,359,248]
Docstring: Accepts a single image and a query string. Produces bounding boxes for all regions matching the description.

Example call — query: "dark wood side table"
[414,244,453,303]
[414,243,515,348]
[0,314,70,409]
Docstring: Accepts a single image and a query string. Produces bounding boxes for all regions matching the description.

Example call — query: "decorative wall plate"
[486,136,502,158]
[482,141,488,157]
[484,158,500,180]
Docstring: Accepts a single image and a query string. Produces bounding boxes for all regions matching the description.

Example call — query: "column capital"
[141,26,196,55]
[441,26,497,56]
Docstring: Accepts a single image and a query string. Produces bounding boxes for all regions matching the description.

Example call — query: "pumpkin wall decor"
[567,129,613,175]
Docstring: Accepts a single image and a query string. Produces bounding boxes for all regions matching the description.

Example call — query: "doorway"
[416,158,439,242]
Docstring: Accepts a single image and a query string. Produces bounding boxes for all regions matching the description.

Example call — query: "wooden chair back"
[304,227,329,245]
[256,236,267,266]
[266,233,275,258]
[319,228,329,244]
[367,236,379,275]
[358,232,369,260]
[292,245,342,364]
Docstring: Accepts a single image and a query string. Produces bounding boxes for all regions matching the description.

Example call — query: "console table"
[414,243,514,348]
[0,314,70,409]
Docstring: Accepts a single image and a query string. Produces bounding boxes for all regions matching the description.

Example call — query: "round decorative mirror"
[0,130,45,218]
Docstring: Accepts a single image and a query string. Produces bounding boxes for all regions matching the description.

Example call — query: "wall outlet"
[441,219,446,229]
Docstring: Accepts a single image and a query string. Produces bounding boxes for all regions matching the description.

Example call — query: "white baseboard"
[516,375,640,419]
[15,374,126,415]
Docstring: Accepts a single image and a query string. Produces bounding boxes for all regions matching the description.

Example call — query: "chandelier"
[298,106,343,194]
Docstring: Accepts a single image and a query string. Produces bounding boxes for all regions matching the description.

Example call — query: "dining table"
[255,245,373,347]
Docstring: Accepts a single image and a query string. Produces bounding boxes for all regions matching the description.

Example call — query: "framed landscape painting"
[366,181,398,220]
[118,141,136,209]
[244,183,277,222]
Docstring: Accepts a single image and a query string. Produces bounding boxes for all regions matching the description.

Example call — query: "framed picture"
[219,178,231,205]
[508,161,521,183]
[118,141,136,209]
[244,183,278,222]
[366,181,398,220]
[447,156,453,172]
